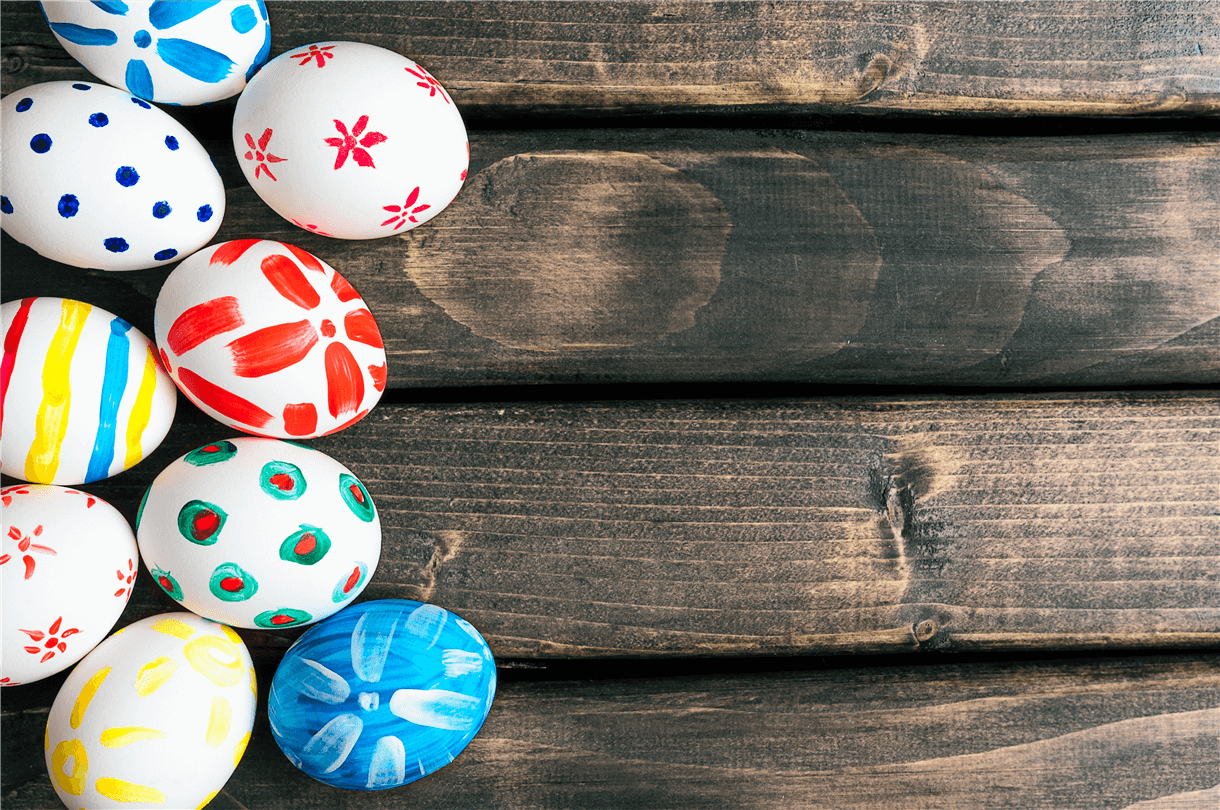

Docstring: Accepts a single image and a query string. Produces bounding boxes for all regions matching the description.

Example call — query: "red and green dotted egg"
[136,438,381,629]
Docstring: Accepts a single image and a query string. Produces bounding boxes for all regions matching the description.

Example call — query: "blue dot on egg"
[58,194,80,218]
[1,197,12,215]
[89,112,109,127]
[131,97,151,109]
[152,201,172,218]
[115,166,139,187]
[197,204,214,222]
[73,83,91,91]
[165,135,180,151]
[155,248,178,261]
[134,29,152,48]
[104,237,130,253]
[15,98,32,112]
[30,134,52,154]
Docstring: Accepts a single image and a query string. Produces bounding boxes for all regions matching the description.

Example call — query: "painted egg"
[44,612,256,809]
[40,0,271,105]
[231,40,468,239]
[1,485,138,686]
[0,81,225,271]
[153,239,386,438]
[136,437,381,629]
[1,297,176,485]
[269,599,496,790]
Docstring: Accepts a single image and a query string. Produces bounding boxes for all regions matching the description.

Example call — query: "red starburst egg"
[153,239,388,438]
[231,40,468,239]
[2,484,138,686]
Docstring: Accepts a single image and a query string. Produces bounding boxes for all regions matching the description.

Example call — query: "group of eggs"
[2,3,494,807]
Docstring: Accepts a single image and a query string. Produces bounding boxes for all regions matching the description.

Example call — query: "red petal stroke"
[368,363,387,392]
[258,128,273,151]
[352,148,375,168]
[166,296,244,355]
[177,367,274,428]
[262,254,321,309]
[404,187,420,208]
[245,133,257,150]
[352,115,368,136]
[359,131,387,148]
[324,342,364,418]
[283,402,318,436]
[344,309,384,348]
[330,272,361,302]
[228,320,318,378]
[210,239,261,267]
[284,244,324,274]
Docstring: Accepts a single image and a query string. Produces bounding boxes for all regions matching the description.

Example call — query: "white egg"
[1,297,177,485]
[1,485,138,687]
[41,0,271,105]
[153,239,386,439]
[44,612,256,809]
[136,437,381,629]
[231,40,468,239]
[1,81,224,271]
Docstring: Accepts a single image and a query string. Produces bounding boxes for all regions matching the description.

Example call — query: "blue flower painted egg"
[0,81,224,271]
[41,0,271,105]
[269,599,497,791]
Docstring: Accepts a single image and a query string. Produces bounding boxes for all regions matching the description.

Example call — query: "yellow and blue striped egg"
[45,612,257,810]
[1,297,176,486]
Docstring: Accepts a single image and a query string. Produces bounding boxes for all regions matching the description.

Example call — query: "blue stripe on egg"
[91,1,131,15]
[73,83,92,90]
[126,59,155,100]
[104,237,129,252]
[49,23,118,46]
[30,134,52,153]
[157,38,236,84]
[153,201,172,218]
[58,195,80,218]
[116,166,140,187]
[15,98,32,111]
[86,317,133,483]
[149,0,221,30]
[89,112,109,127]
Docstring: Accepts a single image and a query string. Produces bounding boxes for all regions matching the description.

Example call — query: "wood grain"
[3,128,1218,388]
[4,653,1217,808]
[15,391,1216,660]
[5,1,1220,117]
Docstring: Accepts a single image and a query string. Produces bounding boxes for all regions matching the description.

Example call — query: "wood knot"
[856,53,894,101]
[914,619,938,643]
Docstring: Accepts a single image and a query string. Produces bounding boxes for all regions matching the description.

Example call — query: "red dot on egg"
[220,577,244,592]
[193,511,221,540]
[270,614,295,625]
[349,485,365,504]
[294,534,317,556]
[343,567,361,593]
[320,319,336,337]
[270,473,295,491]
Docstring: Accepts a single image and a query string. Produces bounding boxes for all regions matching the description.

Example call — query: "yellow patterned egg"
[44,612,256,809]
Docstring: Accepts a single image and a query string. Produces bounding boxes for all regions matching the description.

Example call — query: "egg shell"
[269,599,497,790]
[1,81,225,271]
[44,612,256,809]
[1,297,177,485]
[1,485,138,687]
[153,239,387,438]
[136,437,381,629]
[40,0,271,105]
[232,40,468,239]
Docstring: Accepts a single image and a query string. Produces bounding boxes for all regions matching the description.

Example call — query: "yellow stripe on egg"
[26,299,91,482]
[123,345,159,469]
[233,730,251,767]
[71,666,111,729]
[206,696,232,748]
[100,727,168,747]
[134,657,177,696]
[150,618,195,639]
[95,777,166,804]
[184,635,243,688]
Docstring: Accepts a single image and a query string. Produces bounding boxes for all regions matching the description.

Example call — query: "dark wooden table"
[4,3,1218,808]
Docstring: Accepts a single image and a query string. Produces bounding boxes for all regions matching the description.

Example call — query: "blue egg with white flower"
[1,81,224,270]
[269,599,497,791]
[41,0,271,105]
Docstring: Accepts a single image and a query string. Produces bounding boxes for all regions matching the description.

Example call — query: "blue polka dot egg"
[269,600,497,791]
[0,81,223,270]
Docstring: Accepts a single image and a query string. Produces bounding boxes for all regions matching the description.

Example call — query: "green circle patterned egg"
[136,437,381,629]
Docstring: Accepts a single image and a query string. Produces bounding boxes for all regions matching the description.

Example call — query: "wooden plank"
[5,1,1220,117]
[4,653,1218,808]
[16,391,1217,659]
[4,127,1219,388]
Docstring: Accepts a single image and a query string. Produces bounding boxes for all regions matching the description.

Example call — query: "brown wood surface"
[4,1,1220,117]
[4,126,1219,389]
[11,391,1216,660]
[4,652,1218,809]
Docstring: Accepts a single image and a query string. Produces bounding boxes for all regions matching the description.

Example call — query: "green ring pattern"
[151,567,184,601]
[339,473,375,522]
[331,561,368,603]
[184,440,238,467]
[208,562,259,602]
[260,461,307,500]
[253,607,312,629]
[177,499,227,545]
[278,524,332,566]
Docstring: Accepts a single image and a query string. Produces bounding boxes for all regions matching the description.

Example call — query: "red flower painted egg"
[153,239,386,438]
[231,40,468,239]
